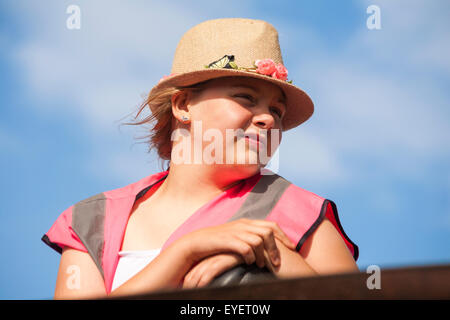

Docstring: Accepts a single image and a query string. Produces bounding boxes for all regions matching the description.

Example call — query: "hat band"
[158,55,292,84]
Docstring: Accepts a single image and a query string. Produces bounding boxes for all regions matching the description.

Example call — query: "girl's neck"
[157,164,257,205]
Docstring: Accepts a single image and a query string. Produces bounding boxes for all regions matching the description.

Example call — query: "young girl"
[42,18,359,299]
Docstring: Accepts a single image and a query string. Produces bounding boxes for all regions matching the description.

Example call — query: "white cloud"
[9,0,204,120]
[5,0,206,181]
[282,0,450,185]
[280,130,349,185]
[358,0,450,74]
[306,61,449,154]
[86,140,161,185]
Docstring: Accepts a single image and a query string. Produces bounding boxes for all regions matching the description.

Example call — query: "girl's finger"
[244,219,296,250]
[236,224,280,266]
[234,232,266,268]
[197,235,257,265]
[197,254,242,287]
[183,267,200,289]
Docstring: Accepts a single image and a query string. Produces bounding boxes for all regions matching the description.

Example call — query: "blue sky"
[1,0,449,299]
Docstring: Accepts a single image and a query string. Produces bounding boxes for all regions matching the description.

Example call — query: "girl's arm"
[255,217,359,278]
[54,239,193,299]
[54,247,107,299]
[298,217,359,275]
[54,218,294,299]
[182,217,358,287]
[109,239,197,297]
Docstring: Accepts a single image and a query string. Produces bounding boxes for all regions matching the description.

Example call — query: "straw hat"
[149,18,314,131]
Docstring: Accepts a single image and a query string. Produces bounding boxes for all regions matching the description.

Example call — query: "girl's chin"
[214,164,263,178]
[209,161,262,173]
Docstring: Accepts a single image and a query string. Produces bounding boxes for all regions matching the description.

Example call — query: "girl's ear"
[171,90,192,124]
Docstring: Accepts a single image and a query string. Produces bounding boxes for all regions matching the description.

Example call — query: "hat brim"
[149,68,314,132]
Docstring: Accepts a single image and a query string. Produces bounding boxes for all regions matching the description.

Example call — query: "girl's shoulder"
[42,170,170,254]
[255,172,358,261]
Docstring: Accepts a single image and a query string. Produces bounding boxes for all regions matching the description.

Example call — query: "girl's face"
[172,76,286,172]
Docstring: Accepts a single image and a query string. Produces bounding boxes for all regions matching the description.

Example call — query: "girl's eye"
[234,94,255,103]
[270,107,283,118]
[234,94,283,118]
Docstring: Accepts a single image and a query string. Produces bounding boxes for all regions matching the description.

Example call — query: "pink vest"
[42,169,358,294]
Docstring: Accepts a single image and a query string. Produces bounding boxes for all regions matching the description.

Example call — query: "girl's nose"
[252,109,275,130]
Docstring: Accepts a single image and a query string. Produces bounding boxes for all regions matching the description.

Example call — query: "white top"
[111,249,161,292]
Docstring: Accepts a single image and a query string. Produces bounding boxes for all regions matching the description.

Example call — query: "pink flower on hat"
[254,59,277,76]
[271,64,288,81]
[207,56,292,83]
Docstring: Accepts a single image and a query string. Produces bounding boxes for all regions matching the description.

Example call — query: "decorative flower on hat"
[204,55,292,83]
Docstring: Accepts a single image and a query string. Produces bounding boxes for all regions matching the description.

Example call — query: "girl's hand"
[178,218,296,271]
[182,253,242,289]
[182,249,278,289]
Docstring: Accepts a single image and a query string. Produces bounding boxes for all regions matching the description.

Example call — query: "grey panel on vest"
[209,174,292,287]
[71,192,107,279]
[227,174,291,222]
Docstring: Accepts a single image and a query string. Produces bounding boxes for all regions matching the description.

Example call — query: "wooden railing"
[117,263,450,300]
